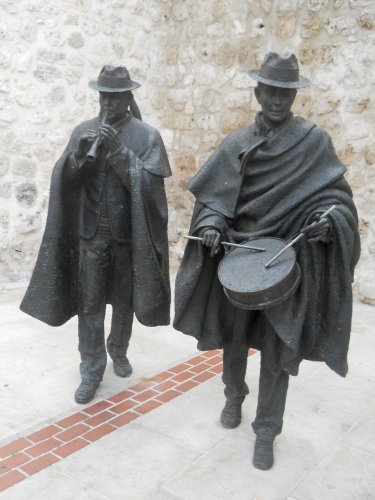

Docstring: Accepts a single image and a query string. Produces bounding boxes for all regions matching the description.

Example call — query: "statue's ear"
[254,85,261,105]
[130,94,142,121]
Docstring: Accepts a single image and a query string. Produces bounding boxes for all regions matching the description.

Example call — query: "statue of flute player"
[21,66,172,404]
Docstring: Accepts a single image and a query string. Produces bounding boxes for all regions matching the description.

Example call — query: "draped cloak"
[20,114,172,328]
[173,115,360,377]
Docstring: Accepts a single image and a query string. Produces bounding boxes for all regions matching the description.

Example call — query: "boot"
[113,356,133,378]
[253,436,274,470]
[220,397,243,429]
[74,379,100,404]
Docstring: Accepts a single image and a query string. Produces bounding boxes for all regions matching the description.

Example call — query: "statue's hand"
[303,216,331,243]
[99,123,122,153]
[202,229,221,257]
[75,130,97,159]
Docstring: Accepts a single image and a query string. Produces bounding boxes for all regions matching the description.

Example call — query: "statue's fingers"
[101,124,117,135]
[202,234,210,247]
[307,234,322,243]
[82,130,97,139]
[210,234,221,257]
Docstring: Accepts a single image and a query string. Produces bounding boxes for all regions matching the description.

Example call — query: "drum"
[217,237,300,310]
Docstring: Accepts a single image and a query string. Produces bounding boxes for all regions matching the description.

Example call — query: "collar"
[254,111,292,138]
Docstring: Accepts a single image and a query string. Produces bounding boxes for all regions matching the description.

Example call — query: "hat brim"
[88,80,141,92]
[247,70,311,89]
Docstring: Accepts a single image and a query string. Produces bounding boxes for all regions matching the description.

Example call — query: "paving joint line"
[0,349,257,493]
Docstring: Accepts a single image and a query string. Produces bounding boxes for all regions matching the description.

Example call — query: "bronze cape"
[174,115,360,377]
[21,115,171,328]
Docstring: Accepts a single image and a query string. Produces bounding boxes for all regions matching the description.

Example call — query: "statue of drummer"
[173,52,360,470]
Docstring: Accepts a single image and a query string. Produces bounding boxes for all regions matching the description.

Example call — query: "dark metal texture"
[218,237,301,310]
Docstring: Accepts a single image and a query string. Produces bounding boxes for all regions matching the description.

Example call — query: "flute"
[86,112,108,162]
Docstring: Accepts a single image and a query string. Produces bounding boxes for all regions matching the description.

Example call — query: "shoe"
[74,380,100,404]
[220,398,243,429]
[253,437,274,470]
[113,357,133,378]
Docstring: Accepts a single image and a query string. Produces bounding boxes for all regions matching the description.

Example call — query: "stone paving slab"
[0,288,374,499]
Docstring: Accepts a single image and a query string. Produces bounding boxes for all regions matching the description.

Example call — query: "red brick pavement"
[0,349,257,493]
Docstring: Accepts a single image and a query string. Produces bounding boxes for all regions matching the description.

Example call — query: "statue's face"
[255,83,297,127]
[99,91,132,124]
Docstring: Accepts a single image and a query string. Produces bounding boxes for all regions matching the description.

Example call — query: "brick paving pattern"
[0,349,257,493]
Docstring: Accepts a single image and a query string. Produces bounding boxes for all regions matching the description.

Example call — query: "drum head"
[218,237,300,309]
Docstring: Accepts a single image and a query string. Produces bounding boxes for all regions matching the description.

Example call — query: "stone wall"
[0,0,374,303]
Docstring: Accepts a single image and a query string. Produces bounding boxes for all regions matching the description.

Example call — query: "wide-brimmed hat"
[248,52,311,89]
[89,65,141,92]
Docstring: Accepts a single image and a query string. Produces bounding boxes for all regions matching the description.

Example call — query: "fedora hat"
[248,52,311,89]
[89,65,141,92]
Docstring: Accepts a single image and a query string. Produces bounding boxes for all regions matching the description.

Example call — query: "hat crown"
[99,65,131,80]
[247,51,310,89]
[89,64,141,92]
[259,52,299,83]
[262,52,298,71]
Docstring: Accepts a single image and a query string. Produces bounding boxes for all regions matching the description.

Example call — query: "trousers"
[77,232,133,382]
[222,308,289,441]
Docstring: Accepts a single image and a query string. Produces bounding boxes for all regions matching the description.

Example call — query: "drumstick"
[264,205,336,268]
[184,235,265,252]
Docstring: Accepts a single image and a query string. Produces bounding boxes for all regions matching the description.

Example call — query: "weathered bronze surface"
[218,237,300,310]
[21,65,171,404]
[174,52,361,470]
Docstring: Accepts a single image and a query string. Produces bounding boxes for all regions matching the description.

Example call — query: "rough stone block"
[8,239,39,264]
[0,79,10,94]
[0,48,11,69]
[307,0,325,11]
[259,0,272,13]
[219,110,249,135]
[315,98,341,115]
[301,17,322,38]
[277,0,303,13]
[33,65,62,83]
[27,110,51,125]
[172,2,191,21]
[16,48,32,73]
[0,210,9,231]
[357,12,375,29]
[273,15,296,38]
[15,183,38,208]
[68,32,84,48]
[207,23,226,38]
[0,21,14,41]
[64,68,83,84]
[213,41,236,68]
[358,273,375,305]
[0,155,10,177]
[37,50,66,64]
[15,213,42,234]
[32,146,56,162]
[175,155,197,179]
[363,144,375,165]
[0,108,15,127]
[0,183,11,199]
[224,91,250,109]
[15,84,41,108]
[20,22,37,42]
[12,159,37,178]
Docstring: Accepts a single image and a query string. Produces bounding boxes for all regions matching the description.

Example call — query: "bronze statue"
[21,66,171,404]
[174,53,360,470]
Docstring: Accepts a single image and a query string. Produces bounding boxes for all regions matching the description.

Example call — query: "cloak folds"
[21,115,171,327]
[174,116,360,377]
